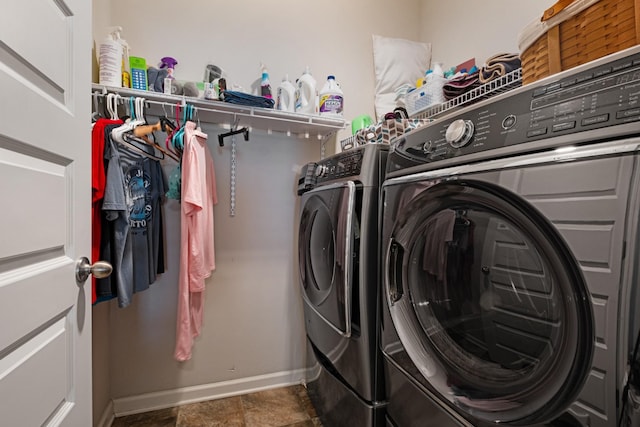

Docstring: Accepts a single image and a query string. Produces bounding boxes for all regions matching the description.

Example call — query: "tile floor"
[111,385,322,427]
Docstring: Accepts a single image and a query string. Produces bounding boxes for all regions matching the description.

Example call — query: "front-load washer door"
[383,179,594,425]
[299,181,356,337]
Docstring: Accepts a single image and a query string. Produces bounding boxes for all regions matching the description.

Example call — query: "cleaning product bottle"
[319,75,344,116]
[424,62,446,106]
[98,27,125,87]
[295,66,317,114]
[432,61,444,78]
[260,63,273,99]
[276,74,296,112]
[160,57,178,95]
[120,36,131,88]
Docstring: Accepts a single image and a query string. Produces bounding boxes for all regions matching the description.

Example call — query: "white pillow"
[372,35,432,120]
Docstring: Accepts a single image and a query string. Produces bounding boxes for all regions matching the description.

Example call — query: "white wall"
[419,0,555,70]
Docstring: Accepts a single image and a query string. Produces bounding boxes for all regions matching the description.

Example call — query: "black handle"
[389,240,404,303]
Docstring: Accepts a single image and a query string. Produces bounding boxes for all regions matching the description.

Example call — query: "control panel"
[314,149,364,184]
[390,46,640,172]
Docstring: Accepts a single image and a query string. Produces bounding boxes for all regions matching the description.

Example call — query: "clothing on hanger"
[174,121,218,361]
[92,98,168,307]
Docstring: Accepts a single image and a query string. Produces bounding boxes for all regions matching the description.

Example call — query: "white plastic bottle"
[295,66,317,114]
[432,61,445,78]
[276,75,296,112]
[424,63,446,106]
[98,27,125,87]
[319,75,344,116]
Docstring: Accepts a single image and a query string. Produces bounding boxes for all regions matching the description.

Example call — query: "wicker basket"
[520,0,640,84]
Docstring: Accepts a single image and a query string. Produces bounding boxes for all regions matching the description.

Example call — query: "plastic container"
[423,69,446,104]
[276,75,296,112]
[432,61,444,78]
[98,27,125,87]
[295,66,317,114]
[319,75,344,116]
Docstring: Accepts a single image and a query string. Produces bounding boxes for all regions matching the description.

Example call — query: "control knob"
[315,165,328,177]
[445,119,475,148]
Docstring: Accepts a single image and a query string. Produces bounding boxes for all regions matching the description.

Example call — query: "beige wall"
[419,0,556,70]
[92,0,552,422]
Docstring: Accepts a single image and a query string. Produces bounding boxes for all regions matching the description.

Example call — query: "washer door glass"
[385,180,593,425]
[299,182,355,336]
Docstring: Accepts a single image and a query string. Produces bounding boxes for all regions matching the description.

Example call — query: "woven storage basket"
[520,0,640,84]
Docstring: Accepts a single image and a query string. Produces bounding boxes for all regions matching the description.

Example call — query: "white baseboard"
[112,368,309,417]
[95,400,114,427]
[304,361,321,385]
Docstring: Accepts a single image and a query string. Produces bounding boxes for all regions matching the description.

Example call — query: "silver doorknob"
[75,257,113,283]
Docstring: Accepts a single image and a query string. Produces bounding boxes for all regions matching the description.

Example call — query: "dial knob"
[445,119,475,148]
[315,165,328,177]
[422,140,434,154]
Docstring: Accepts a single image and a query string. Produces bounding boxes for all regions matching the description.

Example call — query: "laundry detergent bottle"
[295,66,317,114]
[319,75,344,116]
[276,74,296,112]
[98,26,125,87]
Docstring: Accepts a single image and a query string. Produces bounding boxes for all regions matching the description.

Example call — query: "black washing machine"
[380,46,640,427]
[297,143,388,426]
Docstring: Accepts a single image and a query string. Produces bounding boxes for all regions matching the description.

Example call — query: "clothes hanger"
[91,91,103,124]
[111,97,145,145]
[106,93,119,120]
[217,127,248,147]
[132,121,180,162]
[169,102,184,154]
[218,117,248,147]
[121,132,165,161]
[109,97,164,161]
[191,107,208,139]
[130,97,179,161]
[172,103,190,154]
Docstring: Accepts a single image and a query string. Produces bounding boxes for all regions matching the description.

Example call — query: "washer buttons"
[502,115,517,129]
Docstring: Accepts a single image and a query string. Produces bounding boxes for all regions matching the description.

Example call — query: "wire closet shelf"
[339,68,522,151]
[412,68,522,120]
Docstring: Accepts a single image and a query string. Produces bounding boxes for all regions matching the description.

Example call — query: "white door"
[0,1,93,426]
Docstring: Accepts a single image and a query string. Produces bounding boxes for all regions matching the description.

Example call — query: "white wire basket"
[411,68,522,120]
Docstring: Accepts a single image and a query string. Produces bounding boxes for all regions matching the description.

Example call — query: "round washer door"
[385,180,594,425]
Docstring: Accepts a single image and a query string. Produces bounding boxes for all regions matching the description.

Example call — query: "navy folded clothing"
[479,53,521,84]
[222,91,275,109]
[443,70,480,100]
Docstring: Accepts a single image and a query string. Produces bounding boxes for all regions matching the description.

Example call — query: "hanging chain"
[230,135,237,217]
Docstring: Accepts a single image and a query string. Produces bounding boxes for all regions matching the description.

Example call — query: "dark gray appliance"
[380,45,640,427]
[298,143,388,426]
